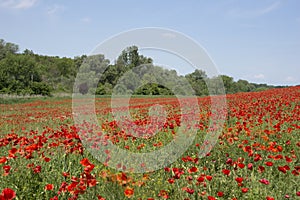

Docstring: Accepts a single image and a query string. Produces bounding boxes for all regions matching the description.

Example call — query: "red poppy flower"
[238,163,245,169]
[217,191,224,197]
[80,158,92,167]
[226,158,233,165]
[266,196,275,200]
[274,154,283,160]
[184,187,194,194]
[168,178,175,184]
[254,154,262,162]
[67,182,78,193]
[8,148,17,156]
[258,166,265,173]
[158,190,169,199]
[88,178,97,187]
[247,163,253,170]
[292,169,299,176]
[62,172,70,177]
[235,177,243,183]
[188,166,198,173]
[97,195,106,200]
[59,182,68,193]
[259,178,270,185]
[197,176,205,182]
[124,187,134,198]
[33,165,41,173]
[207,196,216,200]
[206,175,213,181]
[45,184,54,191]
[0,157,7,164]
[222,169,230,176]
[172,168,184,179]
[278,165,290,174]
[265,162,273,166]
[283,156,292,163]
[3,165,11,175]
[241,188,249,193]
[1,188,16,200]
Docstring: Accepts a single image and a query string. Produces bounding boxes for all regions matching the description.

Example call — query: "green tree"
[235,79,255,92]
[75,54,110,94]
[0,39,19,60]
[220,75,235,94]
[0,53,52,95]
[207,76,225,95]
[185,69,208,96]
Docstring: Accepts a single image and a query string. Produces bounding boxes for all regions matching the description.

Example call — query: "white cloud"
[254,74,265,79]
[259,1,281,15]
[47,4,65,16]
[228,1,281,18]
[0,0,38,9]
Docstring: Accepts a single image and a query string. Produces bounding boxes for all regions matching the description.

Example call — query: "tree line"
[0,39,285,96]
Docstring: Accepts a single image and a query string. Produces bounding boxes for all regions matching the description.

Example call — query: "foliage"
[0,39,286,96]
[0,39,19,60]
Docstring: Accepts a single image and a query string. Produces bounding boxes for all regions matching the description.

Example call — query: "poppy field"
[0,86,299,200]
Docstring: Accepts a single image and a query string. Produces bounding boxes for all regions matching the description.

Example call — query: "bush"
[30,82,52,96]
[0,87,10,94]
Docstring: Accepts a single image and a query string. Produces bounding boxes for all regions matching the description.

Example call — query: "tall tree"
[0,39,19,60]
[185,69,208,96]
[220,75,235,94]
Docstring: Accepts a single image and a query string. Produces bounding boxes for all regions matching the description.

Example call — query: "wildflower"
[158,190,169,199]
[247,163,253,170]
[222,169,230,176]
[241,188,249,193]
[265,162,273,166]
[1,188,16,200]
[0,157,7,164]
[217,191,224,197]
[124,187,134,198]
[259,178,270,185]
[188,166,198,173]
[45,184,54,191]
[235,177,243,183]
[206,175,213,181]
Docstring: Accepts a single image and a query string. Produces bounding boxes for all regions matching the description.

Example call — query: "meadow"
[0,86,299,200]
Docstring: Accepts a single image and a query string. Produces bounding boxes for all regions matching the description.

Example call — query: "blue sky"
[0,0,299,86]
